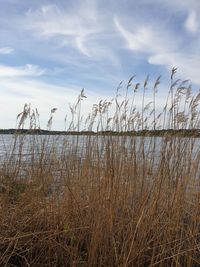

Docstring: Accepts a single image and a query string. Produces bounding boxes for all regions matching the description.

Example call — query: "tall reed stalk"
[0,70,199,266]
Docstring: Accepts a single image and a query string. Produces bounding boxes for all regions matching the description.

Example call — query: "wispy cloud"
[0,75,113,130]
[22,3,119,65]
[0,46,14,54]
[185,10,198,33]
[24,3,101,57]
[114,17,174,55]
[0,64,45,77]
[114,13,200,85]
[149,53,200,85]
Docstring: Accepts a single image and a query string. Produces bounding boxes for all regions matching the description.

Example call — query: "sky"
[0,0,200,130]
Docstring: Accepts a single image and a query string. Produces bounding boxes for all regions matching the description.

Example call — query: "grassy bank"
[0,70,200,266]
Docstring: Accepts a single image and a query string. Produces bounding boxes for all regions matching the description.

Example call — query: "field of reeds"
[0,68,200,266]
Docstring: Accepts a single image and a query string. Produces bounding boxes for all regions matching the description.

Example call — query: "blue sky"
[0,0,200,129]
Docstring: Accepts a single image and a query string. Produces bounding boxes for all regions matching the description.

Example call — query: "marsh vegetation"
[0,69,200,266]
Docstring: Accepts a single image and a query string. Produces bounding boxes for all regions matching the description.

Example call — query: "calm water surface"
[0,134,199,162]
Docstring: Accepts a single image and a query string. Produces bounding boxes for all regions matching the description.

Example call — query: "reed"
[0,70,199,266]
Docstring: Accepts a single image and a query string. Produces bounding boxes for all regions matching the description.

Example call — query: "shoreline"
[0,128,200,137]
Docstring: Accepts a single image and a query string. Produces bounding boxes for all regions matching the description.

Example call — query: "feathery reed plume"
[0,69,200,266]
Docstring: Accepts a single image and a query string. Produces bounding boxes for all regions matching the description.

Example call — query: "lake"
[0,134,199,164]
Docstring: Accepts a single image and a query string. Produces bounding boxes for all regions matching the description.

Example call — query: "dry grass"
[0,70,200,266]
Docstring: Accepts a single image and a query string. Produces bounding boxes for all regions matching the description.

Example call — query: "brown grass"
[0,70,200,266]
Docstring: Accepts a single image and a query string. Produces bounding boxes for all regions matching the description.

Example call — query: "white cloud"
[185,10,198,33]
[76,36,90,57]
[115,15,200,85]
[114,17,152,53]
[0,74,113,130]
[0,64,45,77]
[114,16,175,56]
[149,53,200,85]
[0,47,14,54]
[22,3,119,65]
[24,4,101,57]
[149,0,200,34]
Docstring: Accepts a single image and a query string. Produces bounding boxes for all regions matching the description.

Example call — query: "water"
[0,134,199,193]
[0,134,199,170]
[0,134,199,156]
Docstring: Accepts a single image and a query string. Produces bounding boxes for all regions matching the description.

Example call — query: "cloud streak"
[0,74,114,130]
[114,17,175,55]
[0,47,14,54]
[0,64,45,77]
[185,10,198,33]
[24,3,101,57]
[114,13,200,85]
[21,2,120,65]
